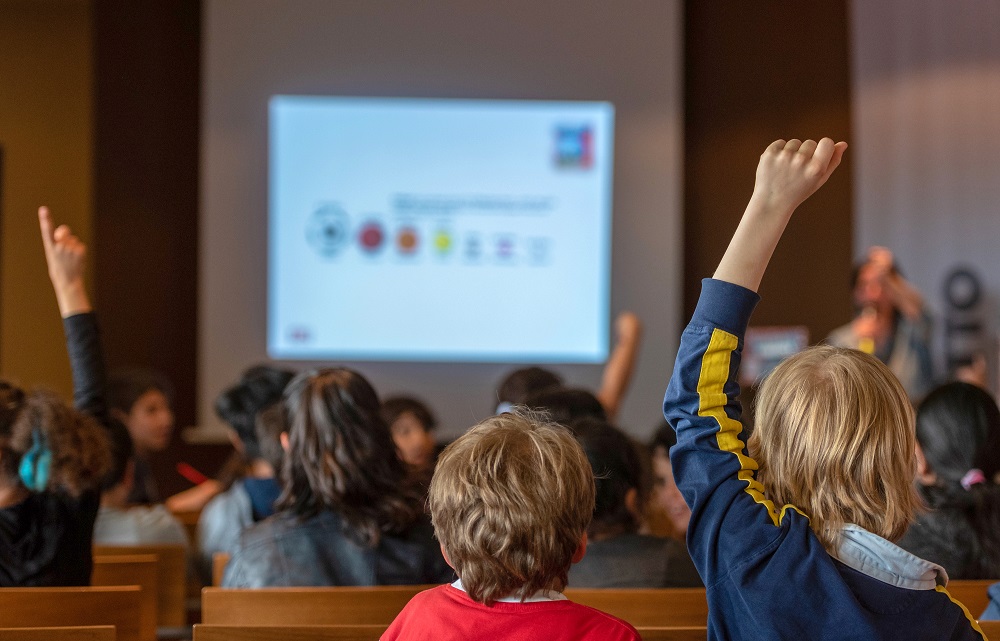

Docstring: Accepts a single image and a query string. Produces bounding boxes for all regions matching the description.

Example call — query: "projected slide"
[268,96,614,362]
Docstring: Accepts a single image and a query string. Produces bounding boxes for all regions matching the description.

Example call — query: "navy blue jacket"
[664,279,983,640]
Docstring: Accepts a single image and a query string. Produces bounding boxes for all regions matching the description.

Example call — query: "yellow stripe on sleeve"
[697,328,805,527]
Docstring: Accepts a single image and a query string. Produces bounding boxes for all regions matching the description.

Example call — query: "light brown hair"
[428,410,594,605]
[749,345,922,550]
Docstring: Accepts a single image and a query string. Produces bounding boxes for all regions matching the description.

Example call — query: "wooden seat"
[193,624,386,641]
[94,544,187,627]
[201,586,432,625]
[0,587,141,641]
[0,627,116,641]
[947,580,994,619]
[978,619,1000,640]
[563,588,708,627]
[90,554,158,641]
[636,628,707,641]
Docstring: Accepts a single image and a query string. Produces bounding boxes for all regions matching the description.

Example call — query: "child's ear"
[279,432,289,452]
[439,544,453,569]
[914,442,936,486]
[571,532,588,564]
[624,487,641,521]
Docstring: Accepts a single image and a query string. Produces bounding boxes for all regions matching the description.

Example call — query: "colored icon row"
[305,206,549,262]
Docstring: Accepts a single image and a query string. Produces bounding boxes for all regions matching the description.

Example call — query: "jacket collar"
[829,523,948,590]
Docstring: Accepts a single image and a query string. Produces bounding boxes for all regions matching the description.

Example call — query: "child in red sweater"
[381,411,639,641]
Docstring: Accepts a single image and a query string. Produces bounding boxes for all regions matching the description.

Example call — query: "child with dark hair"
[106,367,174,505]
[649,421,692,539]
[523,387,608,427]
[197,366,293,582]
[567,417,701,588]
[222,368,452,587]
[898,382,1000,580]
[93,419,188,547]
[381,396,438,472]
[0,207,111,586]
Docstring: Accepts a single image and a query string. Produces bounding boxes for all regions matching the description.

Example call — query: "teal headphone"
[18,430,52,492]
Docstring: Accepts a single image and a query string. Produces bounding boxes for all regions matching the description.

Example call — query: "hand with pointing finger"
[39,206,92,318]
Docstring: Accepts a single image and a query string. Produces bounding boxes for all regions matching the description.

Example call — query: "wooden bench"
[201,587,432,625]
[0,587,141,641]
[564,588,708,627]
[979,619,999,640]
[94,544,187,627]
[90,554,158,641]
[0,627,116,641]
[947,580,994,619]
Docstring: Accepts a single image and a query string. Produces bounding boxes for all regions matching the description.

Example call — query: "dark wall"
[93,1,216,493]
[684,2,854,339]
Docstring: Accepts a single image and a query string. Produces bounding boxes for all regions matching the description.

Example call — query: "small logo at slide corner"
[554,125,594,169]
[287,326,312,343]
[358,220,386,254]
[306,204,350,256]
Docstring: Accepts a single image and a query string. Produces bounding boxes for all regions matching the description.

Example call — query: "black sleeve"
[62,312,108,425]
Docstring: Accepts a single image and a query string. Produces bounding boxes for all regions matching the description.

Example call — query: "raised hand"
[39,206,91,317]
[713,138,847,292]
[750,138,848,215]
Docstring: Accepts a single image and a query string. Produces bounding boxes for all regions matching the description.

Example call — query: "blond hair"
[428,410,594,605]
[749,345,921,550]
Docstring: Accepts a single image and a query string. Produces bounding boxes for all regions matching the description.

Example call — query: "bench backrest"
[0,587,141,641]
[947,580,994,620]
[201,587,432,625]
[94,544,187,627]
[90,554,158,641]
[0,626,116,641]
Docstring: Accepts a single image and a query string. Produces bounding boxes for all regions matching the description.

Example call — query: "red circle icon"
[358,221,385,253]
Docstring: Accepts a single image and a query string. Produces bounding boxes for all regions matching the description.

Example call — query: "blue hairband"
[19,430,52,492]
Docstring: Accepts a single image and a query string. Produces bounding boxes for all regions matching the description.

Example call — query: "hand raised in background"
[39,206,91,317]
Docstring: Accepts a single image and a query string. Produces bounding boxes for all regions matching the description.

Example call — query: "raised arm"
[714,138,847,291]
[596,311,643,420]
[663,138,845,583]
[39,206,107,423]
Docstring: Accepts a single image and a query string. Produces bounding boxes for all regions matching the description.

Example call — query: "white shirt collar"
[451,578,567,603]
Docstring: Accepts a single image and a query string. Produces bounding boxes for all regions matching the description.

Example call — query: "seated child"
[648,421,692,540]
[223,368,452,588]
[380,396,439,473]
[0,207,111,586]
[567,417,701,588]
[197,366,293,581]
[898,381,1000,579]
[93,419,188,548]
[663,138,983,639]
[382,411,639,641]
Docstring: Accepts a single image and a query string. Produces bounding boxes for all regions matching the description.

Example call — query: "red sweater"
[381,584,640,641]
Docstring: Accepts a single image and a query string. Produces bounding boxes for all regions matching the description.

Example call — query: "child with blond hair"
[664,138,983,640]
[381,411,639,641]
